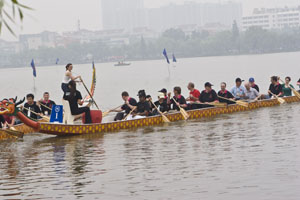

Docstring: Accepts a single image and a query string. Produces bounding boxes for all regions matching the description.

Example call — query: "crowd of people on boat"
[110,76,300,121]
[1,62,300,128]
[0,92,56,129]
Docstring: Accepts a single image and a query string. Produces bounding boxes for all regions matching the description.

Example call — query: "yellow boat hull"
[38,96,300,136]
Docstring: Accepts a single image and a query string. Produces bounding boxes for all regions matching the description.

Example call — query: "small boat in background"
[114,61,131,67]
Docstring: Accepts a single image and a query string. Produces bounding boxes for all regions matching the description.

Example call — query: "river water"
[0,52,300,199]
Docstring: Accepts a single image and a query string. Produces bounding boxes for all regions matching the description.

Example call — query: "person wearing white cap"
[152,92,170,115]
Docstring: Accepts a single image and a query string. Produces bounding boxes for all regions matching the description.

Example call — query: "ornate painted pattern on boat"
[38,97,299,136]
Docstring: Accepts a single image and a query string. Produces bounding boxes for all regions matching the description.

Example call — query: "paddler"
[158,88,168,99]
[22,94,42,120]
[199,82,219,107]
[133,90,151,117]
[39,92,56,116]
[61,63,81,97]
[249,77,260,92]
[64,80,92,124]
[268,76,283,98]
[168,86,187,111]
[297,78,300,92]
[230,78,246,100]
[152,92,170,115]
[113,91,138,121]
[186,82,201,110]
[244,82,261,101]
[218,82,235,104]
[281,76,294,97]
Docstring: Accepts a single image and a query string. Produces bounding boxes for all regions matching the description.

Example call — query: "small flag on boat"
[31,59,36,77]
[163,48,170,64]
[55,58,59,65]
[172,54,177,62]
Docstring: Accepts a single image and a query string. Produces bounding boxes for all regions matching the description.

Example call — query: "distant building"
[101,0,146,30]
[101,0,242,32]
[242,6,300,31]
[19,31,58,50]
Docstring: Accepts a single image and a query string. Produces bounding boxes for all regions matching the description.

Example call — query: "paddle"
[39,102,52,111]
[150,100,170,123]
[22,107,50,121]
[102,105,123,117]
[123,106,137,121]
[193,101,227,108]
[218,96,249,107]
[172,98,189,120]
[80,78,100,110]
[4,128,24,138]
[279,79,300,99]
[269,91,285,104]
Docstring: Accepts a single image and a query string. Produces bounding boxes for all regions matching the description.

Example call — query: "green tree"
[162,28,186,41]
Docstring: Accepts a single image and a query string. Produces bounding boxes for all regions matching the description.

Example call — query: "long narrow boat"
[0,64,97,141]
[1,96,299,137]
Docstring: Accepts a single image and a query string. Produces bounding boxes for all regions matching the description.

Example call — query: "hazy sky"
[1,0,300,41]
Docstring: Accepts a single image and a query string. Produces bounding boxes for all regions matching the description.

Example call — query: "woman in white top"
[61,63,81,95]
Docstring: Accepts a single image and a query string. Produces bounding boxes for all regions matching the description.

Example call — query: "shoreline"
[1,50,300,70]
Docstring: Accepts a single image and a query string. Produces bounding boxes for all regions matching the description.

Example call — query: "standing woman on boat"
[61,63,81,96]
[281,76,294,97]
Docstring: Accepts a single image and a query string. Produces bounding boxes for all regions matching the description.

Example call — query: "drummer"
[62,63,82,97]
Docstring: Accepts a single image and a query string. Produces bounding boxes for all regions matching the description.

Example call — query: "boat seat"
[62,99,75,125]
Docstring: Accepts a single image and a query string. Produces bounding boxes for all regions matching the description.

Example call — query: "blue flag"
[31,59,36,77]
[55,58,59,65]
[163,48,170,64]
[172,53,177,62]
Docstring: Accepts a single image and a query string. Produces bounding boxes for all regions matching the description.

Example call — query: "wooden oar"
[279,79,300,99]
[102,105,123,117]
[172,98,189,120]
[22,107,50,121]
[4,128,24,138]
[80,78,100,110]
[193,101,227,107]
[150,100,170,123]
[218,96,249,107]
[39,102,52,112]
[269,91,285,104]
[123,106,137,121]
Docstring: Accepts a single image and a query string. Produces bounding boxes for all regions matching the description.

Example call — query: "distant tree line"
[2,23,300,68]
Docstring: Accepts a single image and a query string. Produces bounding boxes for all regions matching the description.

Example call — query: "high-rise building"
[147,2,242,31]
[242,6,300,31]
[101,0,146,30]
[101,0,242,32]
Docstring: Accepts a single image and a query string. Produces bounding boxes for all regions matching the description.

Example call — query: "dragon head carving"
[0,97,25,115]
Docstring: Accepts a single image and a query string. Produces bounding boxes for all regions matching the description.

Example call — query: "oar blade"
[162,115,171,123]
[4,129,24,138]
[292,89,300,99]
[236,101,249,108]
[102,111,110,117]
[277,97,286,104]
[180,108,189,120]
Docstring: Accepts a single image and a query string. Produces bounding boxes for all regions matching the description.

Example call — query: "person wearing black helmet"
[158,88,168,99]
[297,78,300,92]
[199,82,219,107]
[133,90,151,117]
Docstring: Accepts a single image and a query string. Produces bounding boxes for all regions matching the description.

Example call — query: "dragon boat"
[0,64,97,141]
[1,96,299,138]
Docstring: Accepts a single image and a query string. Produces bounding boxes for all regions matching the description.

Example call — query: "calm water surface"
[1,52,300,199]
